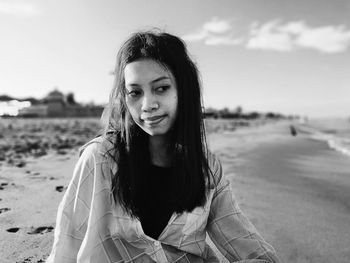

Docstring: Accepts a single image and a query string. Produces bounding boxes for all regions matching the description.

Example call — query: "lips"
[142,115,165,125]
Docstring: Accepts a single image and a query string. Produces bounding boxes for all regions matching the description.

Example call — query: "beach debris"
[0,118,101,166]
[0,183,8,190]
[33,148,47,157]
[28,172,41,178]
[16,161,26,168]
[6,227,20,233]
[27,226,54,235]
[57,149,68,155]
[55,185,65,192]
[16,256,35,263]
[0,207,11,214]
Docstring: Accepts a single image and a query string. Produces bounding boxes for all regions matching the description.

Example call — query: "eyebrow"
[127,76,170,87]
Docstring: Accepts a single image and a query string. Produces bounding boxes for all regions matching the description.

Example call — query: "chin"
[144,130,167,137]
[141,127,170,137]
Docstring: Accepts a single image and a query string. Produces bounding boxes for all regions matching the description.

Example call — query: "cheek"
[125,99,138,113]
[124,98,140,124]
[172,94,178,113]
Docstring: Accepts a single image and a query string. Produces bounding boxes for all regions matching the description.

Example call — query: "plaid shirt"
[47,137,280,263]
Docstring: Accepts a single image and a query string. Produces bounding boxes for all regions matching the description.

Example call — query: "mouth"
[142,115,166,125]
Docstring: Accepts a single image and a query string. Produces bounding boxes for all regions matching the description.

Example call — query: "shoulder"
[207,151,222,173]
[207,151,224,189]
[77,135,117,173]
[79,136,114,157]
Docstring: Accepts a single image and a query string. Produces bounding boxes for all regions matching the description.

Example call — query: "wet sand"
[1,120,350,262]
[208,123,350,263]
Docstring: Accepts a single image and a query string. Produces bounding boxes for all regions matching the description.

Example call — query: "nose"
[141,94,159,112]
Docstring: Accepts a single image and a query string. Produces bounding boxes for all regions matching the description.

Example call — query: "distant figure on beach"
[290,125,297,136]
[47,30,281,262]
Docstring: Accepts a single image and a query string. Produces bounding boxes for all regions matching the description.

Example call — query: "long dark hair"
[101,30,212,217]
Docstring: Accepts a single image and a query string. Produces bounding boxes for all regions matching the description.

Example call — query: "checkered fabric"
[46,137,280,263]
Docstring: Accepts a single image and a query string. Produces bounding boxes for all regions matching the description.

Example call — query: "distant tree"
[245,111,260,120]
[266,112,284,119]
[204,107,218,119]
[203,106,288,120]
[0,95,14,101]
[66,92,77,105]
[234,106,243,116]
[23,97,41,105]
[218,107,231,118]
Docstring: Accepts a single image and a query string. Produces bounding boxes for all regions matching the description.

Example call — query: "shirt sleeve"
[206,156,281,262]
[46,144,98,263]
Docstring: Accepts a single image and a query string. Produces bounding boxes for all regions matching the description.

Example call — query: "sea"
[298,117,350,157]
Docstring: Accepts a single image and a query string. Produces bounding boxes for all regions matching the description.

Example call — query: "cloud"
[247,20,350,53]
[182,17,243,46]
[183,17,350,53]
[0,2,41,16]
[247,20,293,51]
[203,17,232,34]
[295,24,350,53]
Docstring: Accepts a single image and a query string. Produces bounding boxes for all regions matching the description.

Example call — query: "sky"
[1,0,350,118]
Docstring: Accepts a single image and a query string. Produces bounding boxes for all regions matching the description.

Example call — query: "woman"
[47,30,281,262]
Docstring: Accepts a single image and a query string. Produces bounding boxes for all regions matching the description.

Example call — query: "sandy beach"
[1,119,350,262]
[208,122,350,263]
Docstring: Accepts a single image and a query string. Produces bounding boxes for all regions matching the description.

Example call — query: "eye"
[156,85,170,93]
[127,89,141,98]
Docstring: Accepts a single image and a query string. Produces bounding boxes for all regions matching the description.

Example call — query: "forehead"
[124,59,174,84]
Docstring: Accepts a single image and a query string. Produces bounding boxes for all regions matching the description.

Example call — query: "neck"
[149,135,172,167]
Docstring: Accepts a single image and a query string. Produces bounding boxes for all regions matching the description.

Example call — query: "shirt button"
[154,241,160,246]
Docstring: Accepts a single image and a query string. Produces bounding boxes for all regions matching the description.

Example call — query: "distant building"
[18,104,48,117]
[18,89,104,118]
[46,90,65,117]
[64,104,105,117]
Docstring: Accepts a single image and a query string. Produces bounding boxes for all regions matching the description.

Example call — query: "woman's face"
[124,59,178,137]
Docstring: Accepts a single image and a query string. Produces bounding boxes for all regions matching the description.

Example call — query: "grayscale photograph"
[0,0,350,262]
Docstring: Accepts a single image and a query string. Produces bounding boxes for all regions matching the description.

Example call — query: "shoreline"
[208,122,350,262]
